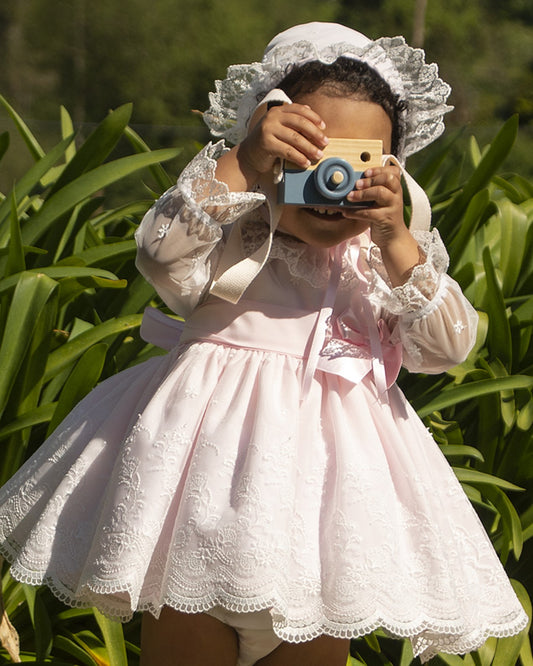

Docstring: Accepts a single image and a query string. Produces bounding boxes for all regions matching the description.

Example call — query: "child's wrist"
[214,144,260,193]
[378,231,423,286]
[235,141,262,188]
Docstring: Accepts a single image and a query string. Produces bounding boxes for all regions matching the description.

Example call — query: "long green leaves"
[0,100,175,663]
[0,272,58,420]
[19,149,179,246]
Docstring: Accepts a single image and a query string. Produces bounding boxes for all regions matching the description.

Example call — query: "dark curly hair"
[277,57,407,156]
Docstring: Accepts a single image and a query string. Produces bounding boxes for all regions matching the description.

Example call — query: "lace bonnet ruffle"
[203,22,452,163]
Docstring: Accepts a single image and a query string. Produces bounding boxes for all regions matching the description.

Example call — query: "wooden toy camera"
[278,138,383,207]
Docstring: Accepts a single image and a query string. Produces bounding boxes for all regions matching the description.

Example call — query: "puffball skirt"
[0,299,527,663]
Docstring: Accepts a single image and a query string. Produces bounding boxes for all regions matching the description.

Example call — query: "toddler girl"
[0,22,527,666]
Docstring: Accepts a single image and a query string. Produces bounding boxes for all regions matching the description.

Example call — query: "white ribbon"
[300,243,344,402]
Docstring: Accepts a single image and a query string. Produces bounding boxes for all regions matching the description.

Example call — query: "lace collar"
[240,216,363,289]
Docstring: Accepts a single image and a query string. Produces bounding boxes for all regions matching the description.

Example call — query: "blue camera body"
[278,138,382,208]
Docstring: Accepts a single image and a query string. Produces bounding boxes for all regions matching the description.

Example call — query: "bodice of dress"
[135,141,478,375]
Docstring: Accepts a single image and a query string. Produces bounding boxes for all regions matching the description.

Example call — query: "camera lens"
[314,157,356,200]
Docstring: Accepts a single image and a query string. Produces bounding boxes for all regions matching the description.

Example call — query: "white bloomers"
[205,607,283,666]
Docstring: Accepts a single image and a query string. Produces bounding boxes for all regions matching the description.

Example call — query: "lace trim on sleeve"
[368,229,449,315]
[177,141,266,226]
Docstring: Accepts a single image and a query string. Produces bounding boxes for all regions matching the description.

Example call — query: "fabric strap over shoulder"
[382,154,431,233]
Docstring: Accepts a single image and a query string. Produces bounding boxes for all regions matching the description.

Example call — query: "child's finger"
[355,167,402,193]
[278,102,326,130]
[273,124,328,161]
[345,169,402,206]
[266,105,329,149]
[260,137,319,169]
[346,184,398,209]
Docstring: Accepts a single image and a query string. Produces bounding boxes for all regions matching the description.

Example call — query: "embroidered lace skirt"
[0,303,527,663]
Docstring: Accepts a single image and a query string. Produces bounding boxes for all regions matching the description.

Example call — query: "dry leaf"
[0,558,20,662]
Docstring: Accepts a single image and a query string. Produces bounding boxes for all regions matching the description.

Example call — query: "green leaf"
[510,580,532,656]
[20,148,181,246]
[123,124,176,191]
[475,637,497,666]
[93,608,128,666]
[483,358,516,431]
[69,629,108,663]
[510,174,533,199]
[482,485,523,559]
[21,585,53,660]
[483,247,513,369]
[44,314,143,382]
[51,198,104,263]
[115,273,156,315]
[0,403,56,441]
[433,653,467,665]
[517,394,533,431]
[5,192,26,276]
[468,135,482,167]
[438,115,518,240]
[492,625,527,665]
[0,131,9,163]
[348,657,367,666]
[0,288,59,482]
[414,376,533,417]
[91,201,152,231]
[414,130,463,191]
[520,640,533,666]
[498,199,529,297]
[447,189,491,269]
[363,632,381,652]
[492,175,526,204]
[0,272,57,419]
[0,94,45,160]
[0,267,123,295]
[47,343,107,436]
[399,639,414,666]
[60,106,76,163]
[439,445,485,462]
[49,105,133,197]
[53,635,99,666]
[0,135,74,242]
[72,240,137,267]
[453,468,523,492]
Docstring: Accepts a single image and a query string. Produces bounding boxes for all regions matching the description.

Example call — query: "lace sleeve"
[367,229,478,373]
[135,141,265,317]
[367,229,449,313]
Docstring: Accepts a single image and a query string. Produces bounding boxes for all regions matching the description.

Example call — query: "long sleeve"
[135,141,265,317]
[367,229,478,374]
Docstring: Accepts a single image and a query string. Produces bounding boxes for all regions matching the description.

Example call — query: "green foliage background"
[1,0,532,187]
[0,1,532,664]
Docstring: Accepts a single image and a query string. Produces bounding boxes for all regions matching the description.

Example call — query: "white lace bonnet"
[203,22,453,163]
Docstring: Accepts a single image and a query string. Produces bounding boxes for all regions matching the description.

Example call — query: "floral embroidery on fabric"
[157,223,170,239]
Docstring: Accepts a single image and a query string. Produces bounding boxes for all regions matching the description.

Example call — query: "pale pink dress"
[0,142,527,662]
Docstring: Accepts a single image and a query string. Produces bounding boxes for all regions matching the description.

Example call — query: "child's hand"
[238,103,329,177]
[344,165,405,246]
[344,165,422,285]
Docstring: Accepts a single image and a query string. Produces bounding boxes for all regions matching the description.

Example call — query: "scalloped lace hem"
[4,555,527,664]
